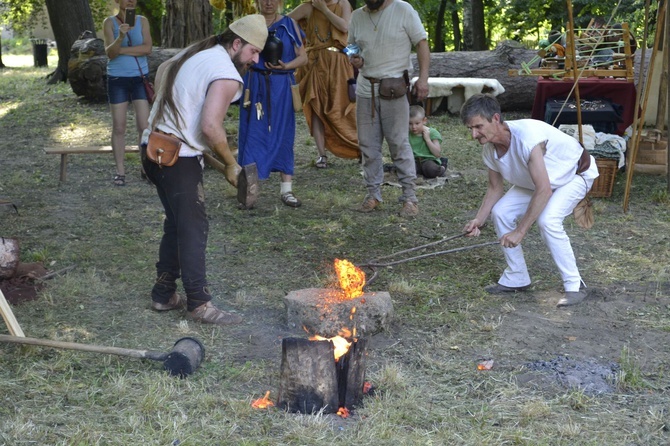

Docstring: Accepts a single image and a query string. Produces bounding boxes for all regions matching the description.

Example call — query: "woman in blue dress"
[238,0,307,207]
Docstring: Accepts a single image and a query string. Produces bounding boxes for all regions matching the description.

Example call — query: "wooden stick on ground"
[0,289,25,337]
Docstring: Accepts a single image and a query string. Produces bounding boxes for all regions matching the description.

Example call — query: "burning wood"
[251,390,274,409]
[277,336,368,414]
[309,332,352,361]
[336,406,350,418]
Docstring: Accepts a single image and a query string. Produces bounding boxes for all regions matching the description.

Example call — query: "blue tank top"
[107,16,150,77]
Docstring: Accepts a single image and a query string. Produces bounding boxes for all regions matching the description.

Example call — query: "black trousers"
[143,155,211,309]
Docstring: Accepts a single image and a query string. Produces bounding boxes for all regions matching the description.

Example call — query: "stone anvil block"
[283,288,393,337]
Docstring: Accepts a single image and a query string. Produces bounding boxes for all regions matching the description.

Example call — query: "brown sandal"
[151,293,186,312]
[188,301,243,325]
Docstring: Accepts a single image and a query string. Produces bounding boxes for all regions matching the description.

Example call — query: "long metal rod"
[364,231,469,264]
[361,242,499,268]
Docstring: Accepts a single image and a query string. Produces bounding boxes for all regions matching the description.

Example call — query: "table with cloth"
[410,77,505,115]
[531,77,637,136]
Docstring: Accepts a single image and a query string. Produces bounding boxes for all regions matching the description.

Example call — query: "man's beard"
[232,53,251,76]
[365,0,385,11]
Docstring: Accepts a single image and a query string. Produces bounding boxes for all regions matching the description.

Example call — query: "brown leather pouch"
[146,131,181,167]
[378,77,409,100]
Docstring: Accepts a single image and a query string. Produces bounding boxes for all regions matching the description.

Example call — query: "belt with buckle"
[326,46,341,52]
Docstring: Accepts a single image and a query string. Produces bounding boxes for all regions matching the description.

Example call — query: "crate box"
[635,138,667,165]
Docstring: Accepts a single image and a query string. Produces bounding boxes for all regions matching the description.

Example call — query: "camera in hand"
[125,8,136,27]
[342,44,360,57]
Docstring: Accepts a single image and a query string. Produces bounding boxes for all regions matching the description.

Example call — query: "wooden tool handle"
[0,334,167,361]
[0,290,25,337]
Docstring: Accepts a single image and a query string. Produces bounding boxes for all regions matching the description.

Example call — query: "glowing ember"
[251,391,275,409]
[363,381,373,394]
[334,258,366,299]
[309,334,352,361]
[336,406,350,418]
[477,360,494,371]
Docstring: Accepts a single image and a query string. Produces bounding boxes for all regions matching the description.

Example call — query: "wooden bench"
[44,146,140,182]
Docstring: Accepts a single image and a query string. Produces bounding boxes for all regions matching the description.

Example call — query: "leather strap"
[576,148,591,174]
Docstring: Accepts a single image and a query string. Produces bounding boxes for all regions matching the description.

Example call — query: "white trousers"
[491,174,594,292]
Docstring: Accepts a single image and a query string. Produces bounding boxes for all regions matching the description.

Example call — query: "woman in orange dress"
[290,0,359,168]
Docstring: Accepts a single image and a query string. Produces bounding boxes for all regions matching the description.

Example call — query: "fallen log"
[67,36,181,102]
[412,40,540,111]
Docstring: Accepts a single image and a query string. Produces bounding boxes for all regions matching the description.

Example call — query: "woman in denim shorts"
[103,0,152,186]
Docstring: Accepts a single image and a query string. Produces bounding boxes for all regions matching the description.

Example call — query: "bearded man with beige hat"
[141,15,268,325]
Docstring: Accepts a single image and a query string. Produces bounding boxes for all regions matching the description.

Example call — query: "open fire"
[264,259,390,415]
[334,258,366,299]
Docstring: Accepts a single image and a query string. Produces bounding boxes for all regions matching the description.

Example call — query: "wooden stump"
[0,238,20,279]
[277,337,367,414]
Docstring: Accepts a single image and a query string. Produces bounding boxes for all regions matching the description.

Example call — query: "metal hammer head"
[237,163,260,209]
[163,337,205,378]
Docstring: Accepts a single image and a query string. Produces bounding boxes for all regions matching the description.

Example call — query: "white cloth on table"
[410,77,505,98]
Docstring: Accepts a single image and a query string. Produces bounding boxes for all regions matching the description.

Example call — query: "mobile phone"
[125,8,136,27]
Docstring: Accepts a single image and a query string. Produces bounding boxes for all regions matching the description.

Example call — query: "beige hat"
[229,14,268,50]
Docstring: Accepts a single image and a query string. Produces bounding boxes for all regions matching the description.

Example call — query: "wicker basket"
[589,158,618,198]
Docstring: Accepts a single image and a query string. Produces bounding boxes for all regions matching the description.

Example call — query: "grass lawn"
[1,57,670,445]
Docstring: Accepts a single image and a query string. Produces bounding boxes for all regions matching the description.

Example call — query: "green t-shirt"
[408,127,442,163]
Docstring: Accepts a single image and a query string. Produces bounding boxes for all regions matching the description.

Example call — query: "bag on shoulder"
[143,76,155,105]
[291,84,302,113]
[146,131,181,167]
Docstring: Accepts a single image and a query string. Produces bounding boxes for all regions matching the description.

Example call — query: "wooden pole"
[0,289,25,337]
[566,0,583,144]
[666,0,670,193]
[623,0,651,212]
[656,15,668,133]
[624,1,666,212]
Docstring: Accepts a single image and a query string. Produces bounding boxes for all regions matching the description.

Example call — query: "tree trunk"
[44,0,97,84]
[462,0,473,51]
[0,36,5,69]
[450,0,462,51]
[162,0,213,48]
[434,0,448,52]
[469,0,487,50]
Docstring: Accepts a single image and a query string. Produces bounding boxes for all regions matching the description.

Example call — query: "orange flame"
[334,258,366,299]
[363,381,373,394]
[251,391,275,409]
[336,406,350,418]
[477,360,494,371]
[309,334,352,361]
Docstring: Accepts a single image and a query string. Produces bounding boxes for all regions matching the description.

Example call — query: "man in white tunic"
[461,94,599,307]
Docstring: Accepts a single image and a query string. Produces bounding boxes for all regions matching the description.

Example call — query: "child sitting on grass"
[408,105,446,179]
